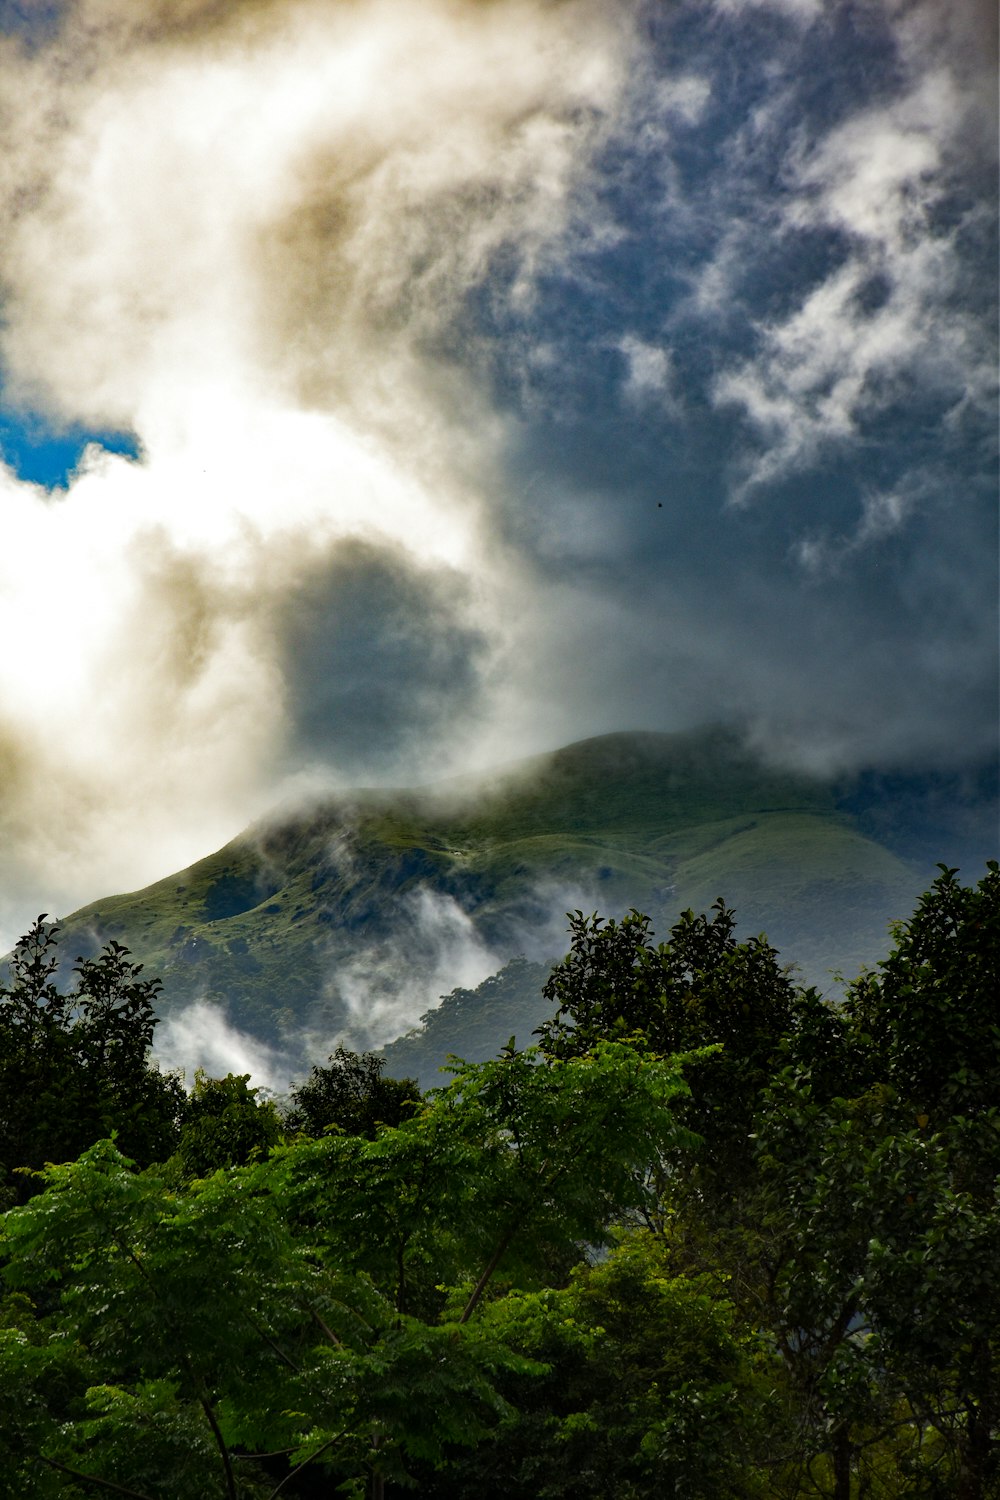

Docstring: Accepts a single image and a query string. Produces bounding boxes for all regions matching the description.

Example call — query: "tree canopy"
[0,918,185,1205]
[284,1045,421,1140]
[0,864,996,1497]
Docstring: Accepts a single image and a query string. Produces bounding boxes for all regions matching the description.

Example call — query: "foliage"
[0,1044,695,1498]
[0,918,184,1205]
[172,1071,284,1178]
[1,865,996,1497]
[537,901,818,1207]
[748,863,1000,1498]
[536,868,1000,1498]
[844,861,1000,1123]
[284,1046,421,1140]
[274,1040,695,1321]
[421,1231,775,1499]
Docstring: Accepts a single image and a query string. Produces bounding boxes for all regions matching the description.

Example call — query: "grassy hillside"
[53,727,964,1065]
[380,958,554,1091]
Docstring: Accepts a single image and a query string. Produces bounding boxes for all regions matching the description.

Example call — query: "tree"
[284,1046,421,1140]
[419,1229,775,1499]
[750,864,1000,1499]
[839,862,1000,1499]
[537,902,824,1230]
[844,862,1000,1126]
[0,918,184,1204]
[4,873,994,1497]
[173,1072,284,1178]
[0,1043,695,1499]
[534,874,1000,1497]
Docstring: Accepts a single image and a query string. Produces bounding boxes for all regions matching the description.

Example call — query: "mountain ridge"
[49,727,995,1073]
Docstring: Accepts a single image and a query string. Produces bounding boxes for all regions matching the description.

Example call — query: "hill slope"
[53,728,992,1072]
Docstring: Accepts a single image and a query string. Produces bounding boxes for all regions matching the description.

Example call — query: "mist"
[153,999,300,1098]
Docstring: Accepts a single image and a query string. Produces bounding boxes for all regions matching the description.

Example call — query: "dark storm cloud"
[278,538,489,777]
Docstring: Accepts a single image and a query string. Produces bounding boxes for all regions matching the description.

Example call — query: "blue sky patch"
[0,407,141,489]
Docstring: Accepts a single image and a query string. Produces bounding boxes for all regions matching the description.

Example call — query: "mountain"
[52,727,996,1078]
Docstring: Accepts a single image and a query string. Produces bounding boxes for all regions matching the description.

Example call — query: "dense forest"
[0,864,997,1498]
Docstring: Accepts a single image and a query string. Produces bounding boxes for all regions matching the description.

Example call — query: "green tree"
[173,1072,284,1178]
[284,1046,421,1140]
[5,872,994,1498]
[843,863,999,1498]
[536,901,828,1246]
[844,862,1000,1126]
[276,1041,696,1324]
[0,1042,694,1499]
[751,864,1000,1499]
[0,1139,520,1499]
[534,873,1000,1498]
[422,1229,775,1499]
[0,919,184,1203]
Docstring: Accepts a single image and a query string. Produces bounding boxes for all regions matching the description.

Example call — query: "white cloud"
[323,887,503,1051]
[713,66,994,500]
[0,0,993,952]
[655,74,711,125]
[154,1000,297,1096]
[793,483,917,576]
[0,0,639,946]
[617,334,676,407]
[708,0,824,20]
[0,0,629,432]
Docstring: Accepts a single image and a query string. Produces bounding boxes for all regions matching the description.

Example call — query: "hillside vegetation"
[53,728,983,1058]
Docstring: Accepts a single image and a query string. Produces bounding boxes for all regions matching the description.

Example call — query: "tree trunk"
[459,1221,518,1324]
[832,1422,852,1500]
[371,1431,385,1500]
[955,1335,994,1500]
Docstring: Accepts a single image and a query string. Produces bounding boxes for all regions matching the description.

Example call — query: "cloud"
[277,536,490,777]
[321,886,504,1053]
[0,0,994,958]
[307,871,609,1055]
[0,0,629,432]
[793,480,918,576]
[709,0,823,19]
[0,0,640,944]
[654,73,712,125]
[712,65,995,499]
[154,999,297,1096]
[616,334,677,409]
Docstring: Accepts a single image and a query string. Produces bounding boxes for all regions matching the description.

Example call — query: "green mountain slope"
[380,957,554,1090]
[53,728,974,1067]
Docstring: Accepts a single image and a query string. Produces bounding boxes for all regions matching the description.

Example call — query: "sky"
[0,0,996,951]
